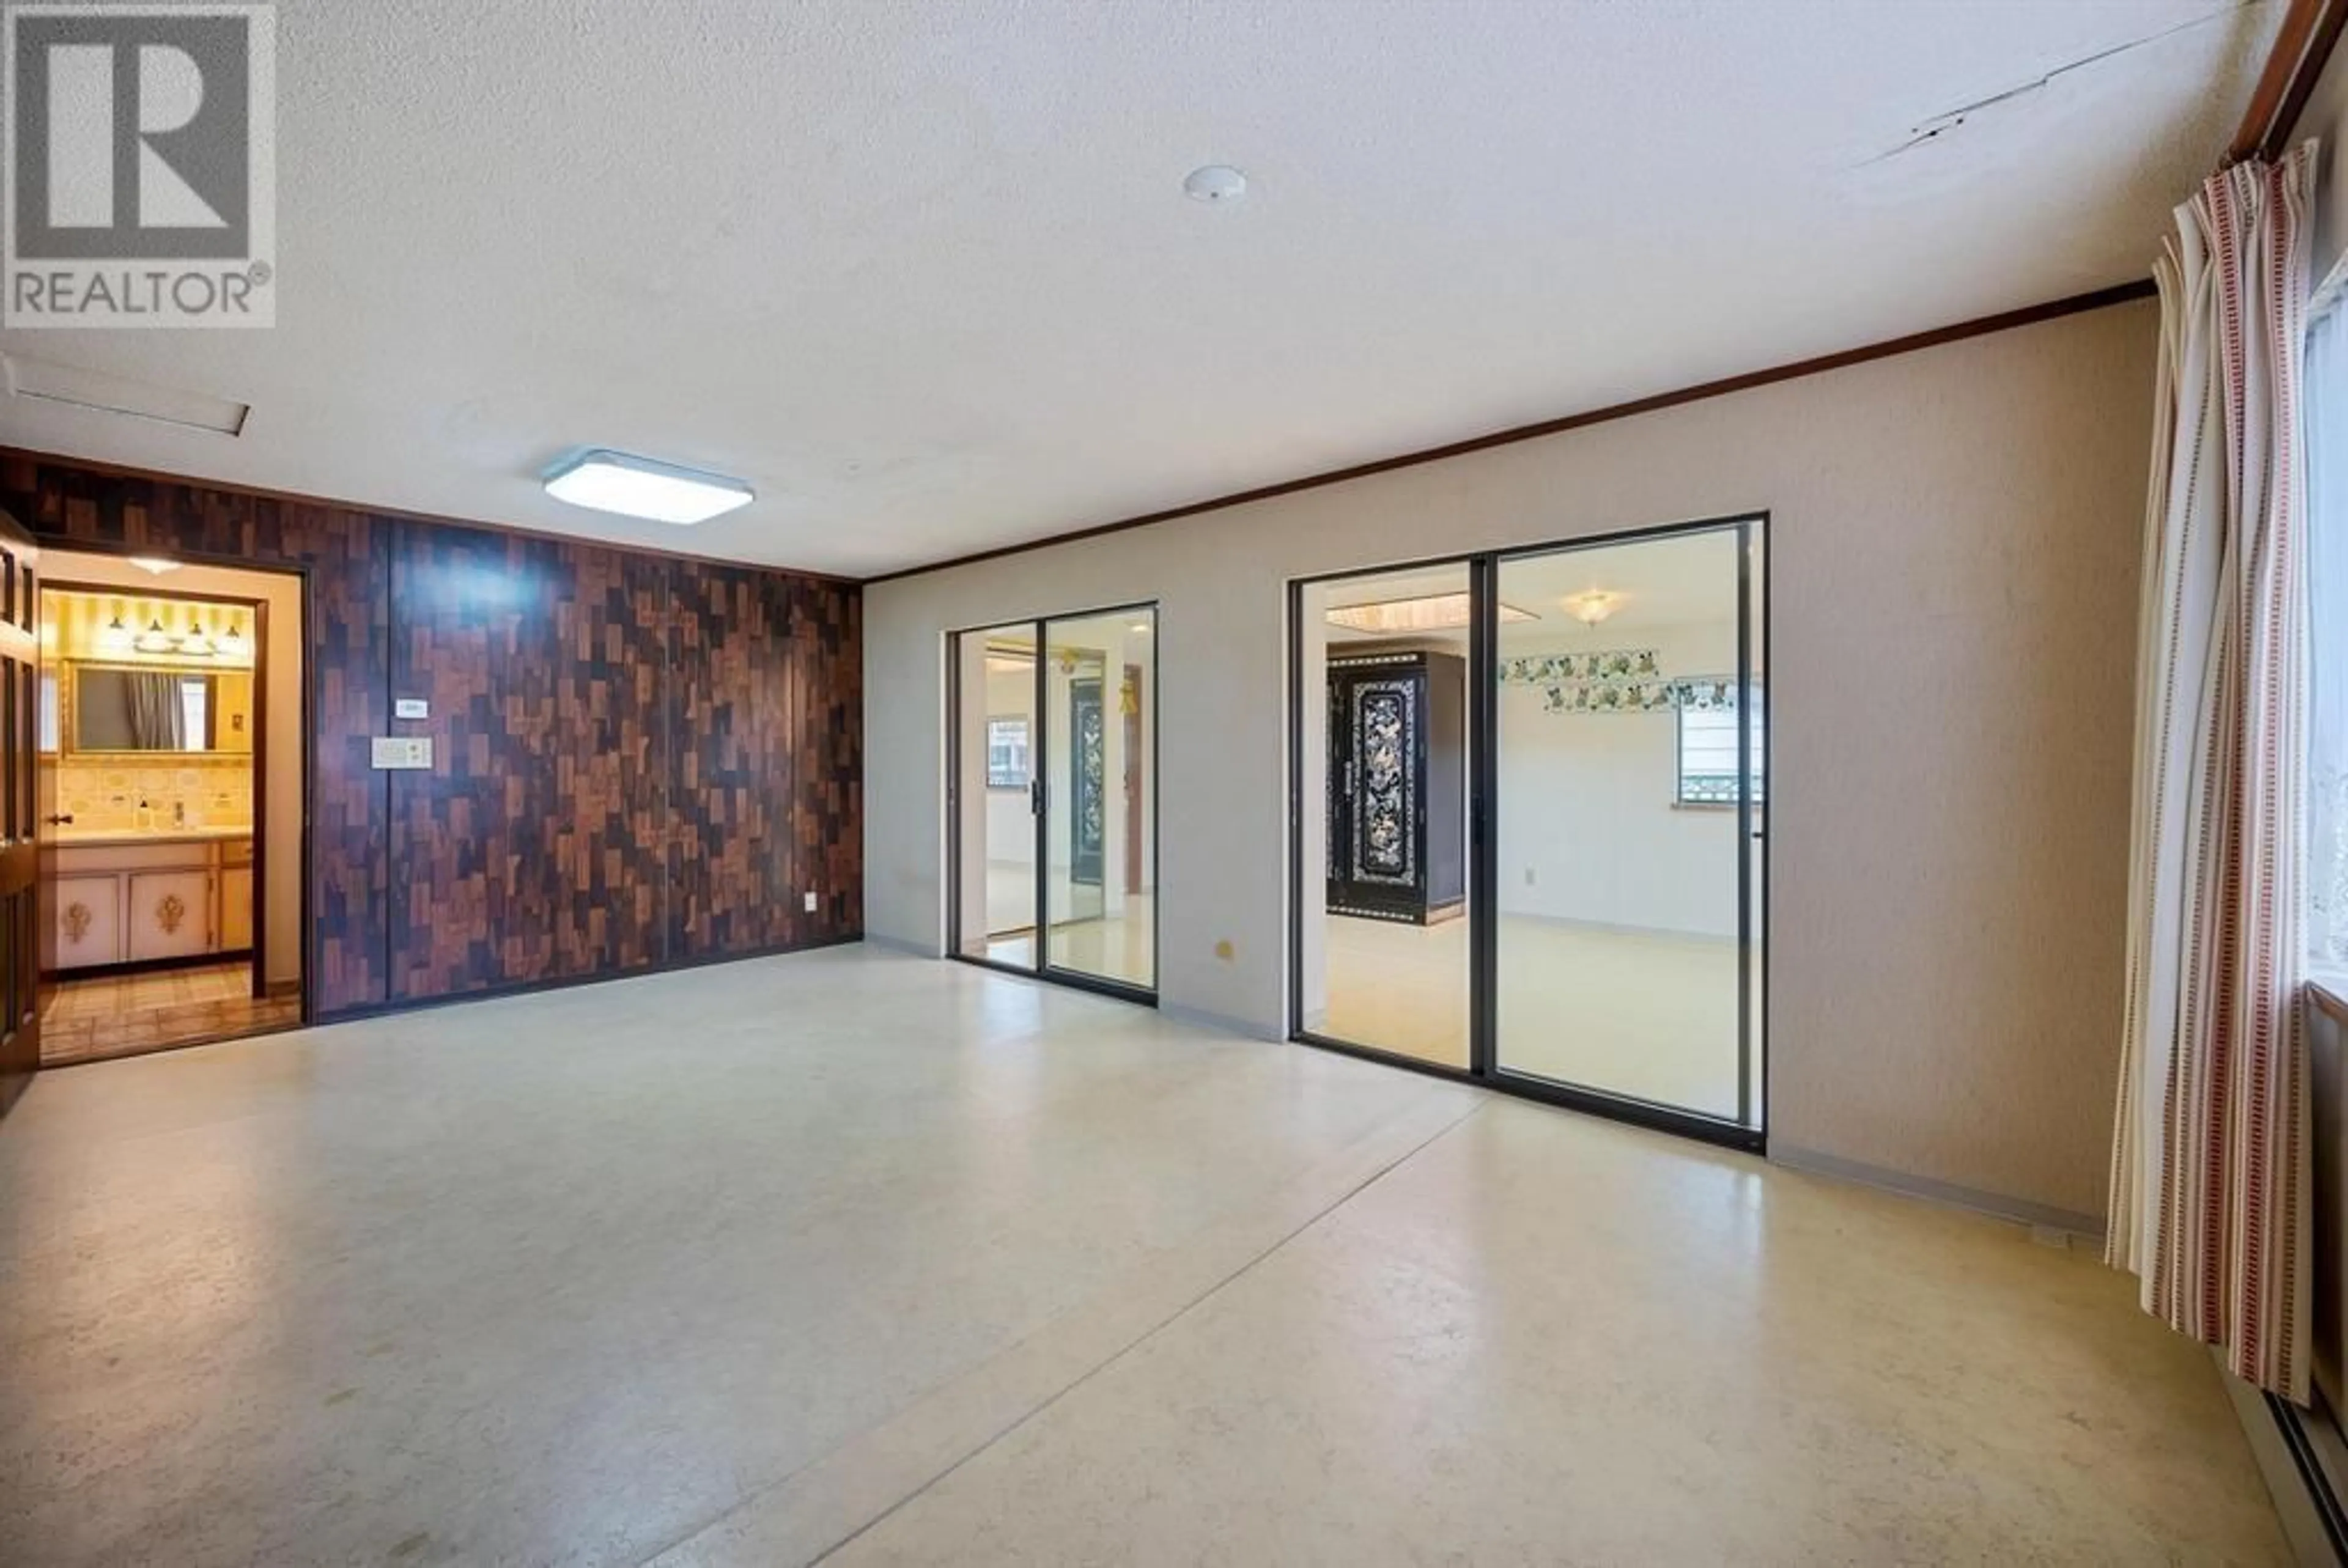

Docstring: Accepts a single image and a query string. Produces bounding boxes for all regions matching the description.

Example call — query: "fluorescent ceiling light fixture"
[543,449,753,525]
[3,355,249,435]
[1324,594,1535,635]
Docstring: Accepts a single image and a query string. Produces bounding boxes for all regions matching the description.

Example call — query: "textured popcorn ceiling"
[0,0,2280,576]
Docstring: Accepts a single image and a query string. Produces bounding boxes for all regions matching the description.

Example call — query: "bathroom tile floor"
[38,960,300,1066]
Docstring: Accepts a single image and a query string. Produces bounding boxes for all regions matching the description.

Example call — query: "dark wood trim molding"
[865,279,2157,586]
[2234,0,2348,164]
[0,446,862,587]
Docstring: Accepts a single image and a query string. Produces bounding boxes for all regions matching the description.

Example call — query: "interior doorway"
[1290,515,1767,1149]
[34,551,308,1066]
[948,603,1158,1001]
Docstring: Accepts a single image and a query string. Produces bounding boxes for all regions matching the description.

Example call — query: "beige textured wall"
[864,301,2157,1223]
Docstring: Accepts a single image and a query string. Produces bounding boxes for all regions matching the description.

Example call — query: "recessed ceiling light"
[128,556,180,575]
[1183,164,1248,204]
[543,449,753,526]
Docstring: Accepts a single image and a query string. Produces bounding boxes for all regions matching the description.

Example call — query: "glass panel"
[1041,607,1154,989]
[1298,565,1471,1067]
[953,624,1039,967]
[1493,527,1750,1122]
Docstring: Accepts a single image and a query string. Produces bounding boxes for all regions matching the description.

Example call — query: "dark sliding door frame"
[945,600,1160,1007]
[1287,512,1770,1155]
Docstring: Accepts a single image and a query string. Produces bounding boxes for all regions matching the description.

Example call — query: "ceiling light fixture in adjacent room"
[178,619,214,658]
[1567,591,1619,627]
[1182,164,1249,204]
[1325,593,1536,636]
[133,618,172,654]
[542,449,753,526]
[128,556,180,575]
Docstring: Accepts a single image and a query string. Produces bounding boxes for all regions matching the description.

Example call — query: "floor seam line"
[630,1092,1485,1568]
[799,1094,1484,1566]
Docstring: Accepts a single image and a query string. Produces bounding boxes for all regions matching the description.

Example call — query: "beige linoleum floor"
[1320,913,1750,1117]
[0,945,2286,1566]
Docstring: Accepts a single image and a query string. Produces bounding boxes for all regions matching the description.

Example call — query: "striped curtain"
[2107,145,2317,1402]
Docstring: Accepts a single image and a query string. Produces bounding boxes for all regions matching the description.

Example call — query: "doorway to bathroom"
[35,551,307,1065]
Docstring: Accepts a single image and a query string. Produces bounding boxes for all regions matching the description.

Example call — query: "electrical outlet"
[803,890,818,913]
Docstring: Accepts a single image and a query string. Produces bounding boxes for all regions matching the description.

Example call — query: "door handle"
[1030,778,1043,816]
[43,813,72,825]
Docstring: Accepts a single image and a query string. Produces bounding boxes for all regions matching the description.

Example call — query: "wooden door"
[0,509,40,1116]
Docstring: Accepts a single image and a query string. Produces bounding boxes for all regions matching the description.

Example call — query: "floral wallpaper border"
[1496,650,1742,716]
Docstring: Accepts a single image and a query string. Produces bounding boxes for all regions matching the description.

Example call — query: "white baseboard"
[2219,1364,2348,1565]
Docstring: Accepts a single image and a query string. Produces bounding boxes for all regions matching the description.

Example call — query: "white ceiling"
[0,1,2276,578]
[1318,526,1741,644]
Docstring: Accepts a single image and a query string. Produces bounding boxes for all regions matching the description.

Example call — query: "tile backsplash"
[45,759,253,831]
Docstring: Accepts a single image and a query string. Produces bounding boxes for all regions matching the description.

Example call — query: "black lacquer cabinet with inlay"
[1326,650,1465,925]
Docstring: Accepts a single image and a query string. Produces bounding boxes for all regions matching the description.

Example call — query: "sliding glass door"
[1490,523,1761,1127]
[951,604,1157,1000]
[1289,517,1765,1147]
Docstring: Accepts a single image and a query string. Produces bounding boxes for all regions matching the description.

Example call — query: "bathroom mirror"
[68,664,223,753]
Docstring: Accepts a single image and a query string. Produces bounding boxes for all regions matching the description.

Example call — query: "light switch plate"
[394,698,429,720]
[803,891,818,912]
[371,737,433,770]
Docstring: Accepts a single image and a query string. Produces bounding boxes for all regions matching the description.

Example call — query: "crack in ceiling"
[1864,0,2257,164]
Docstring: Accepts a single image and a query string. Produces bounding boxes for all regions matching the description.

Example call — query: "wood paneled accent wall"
[0,452,862,1019]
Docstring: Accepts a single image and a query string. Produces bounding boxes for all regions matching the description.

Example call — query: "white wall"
[865,301,2154,1223]
[48,551,303,990]
[1495,619,1739,938]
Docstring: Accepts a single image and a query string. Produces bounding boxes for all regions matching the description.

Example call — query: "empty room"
[5,1,2348,1564]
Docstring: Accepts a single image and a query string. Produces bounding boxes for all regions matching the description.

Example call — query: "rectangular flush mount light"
[543,449,753,525]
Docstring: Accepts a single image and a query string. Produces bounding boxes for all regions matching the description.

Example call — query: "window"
[37,672,55,753]
[180,676,210,750]
[986,716,1028,788]
[2310,277,2348,970]
[1676,683,1763,806]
